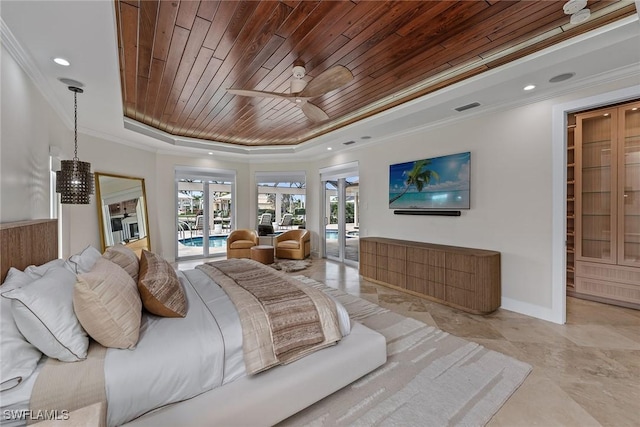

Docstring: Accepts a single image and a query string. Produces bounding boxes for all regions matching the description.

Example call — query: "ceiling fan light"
[570,8,590,24]
[290,78,307,93]
[563,0,587,15]
[292,65,306,79]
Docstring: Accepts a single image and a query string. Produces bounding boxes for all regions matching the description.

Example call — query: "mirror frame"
[95,172,151,254]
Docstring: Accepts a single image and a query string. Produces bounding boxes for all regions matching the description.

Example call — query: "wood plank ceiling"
[115,0,634,147]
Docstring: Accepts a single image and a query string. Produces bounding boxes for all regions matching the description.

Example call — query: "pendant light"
[56,86,94,204]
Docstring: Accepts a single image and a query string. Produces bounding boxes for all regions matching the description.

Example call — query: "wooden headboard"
[0,219,58,283]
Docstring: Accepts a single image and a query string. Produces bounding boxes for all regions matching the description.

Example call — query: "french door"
[320,162,359,265]
[175,167,235,260]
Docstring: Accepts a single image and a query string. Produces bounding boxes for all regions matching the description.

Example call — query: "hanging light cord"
[73,90,79,161]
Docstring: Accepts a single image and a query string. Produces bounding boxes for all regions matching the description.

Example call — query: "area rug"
[270,259,312,272]
[279,275,532,427]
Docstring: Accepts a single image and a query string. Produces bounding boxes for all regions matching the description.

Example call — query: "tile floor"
[175,257,640,426]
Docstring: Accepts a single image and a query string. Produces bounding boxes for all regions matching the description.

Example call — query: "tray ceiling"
[115,0,635,147]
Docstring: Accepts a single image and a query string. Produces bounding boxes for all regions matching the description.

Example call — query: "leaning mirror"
[95,172,150,255]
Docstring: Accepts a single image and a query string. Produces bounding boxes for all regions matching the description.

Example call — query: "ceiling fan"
[227,65,353,122]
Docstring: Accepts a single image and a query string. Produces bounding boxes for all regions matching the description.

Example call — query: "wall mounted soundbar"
[393,210,461,216]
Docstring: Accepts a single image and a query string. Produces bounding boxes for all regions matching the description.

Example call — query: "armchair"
[275,229,311,260]
[226,229,259,259]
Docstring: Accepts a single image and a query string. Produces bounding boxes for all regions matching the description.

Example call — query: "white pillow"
[0,268,42,391]
[65,245,102,274]
[3,267,88,362]
[23,258,67,279]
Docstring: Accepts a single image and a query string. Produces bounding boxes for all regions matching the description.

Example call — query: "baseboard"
[500,297,561,324]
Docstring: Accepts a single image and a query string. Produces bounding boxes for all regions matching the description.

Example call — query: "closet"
[568,100,640,309]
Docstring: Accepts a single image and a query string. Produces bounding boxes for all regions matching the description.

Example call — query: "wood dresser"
[359,237,501,314]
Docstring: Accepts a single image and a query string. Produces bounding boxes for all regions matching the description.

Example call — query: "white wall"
[0,45,67,222]
[321,103,554,308]
[1,45,159,256]
[314,76,639,321]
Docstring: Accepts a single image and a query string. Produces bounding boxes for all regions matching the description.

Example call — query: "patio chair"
[226,229,259,259]
[259,213,272,225]
[278,213,293,230]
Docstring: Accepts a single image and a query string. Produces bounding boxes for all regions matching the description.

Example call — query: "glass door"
[619,103,640,267]
[177,179,207,259]
[323,180,341,261]
[576,109,617,264]
[176,178,234,260]
[322,176,359,265]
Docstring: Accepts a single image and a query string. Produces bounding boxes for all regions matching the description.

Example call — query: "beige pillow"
[74,258,141,349]
[138,250,187,318]
[103,244,139,282]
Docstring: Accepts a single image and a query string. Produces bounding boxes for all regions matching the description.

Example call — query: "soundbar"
[393,210,461,216]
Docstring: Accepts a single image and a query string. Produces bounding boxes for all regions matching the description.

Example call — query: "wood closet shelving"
[567,115,576,292]
[570,100,640,309]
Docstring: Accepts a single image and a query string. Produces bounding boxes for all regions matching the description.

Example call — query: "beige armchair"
[226,229,259,259]
[275,229,310,260]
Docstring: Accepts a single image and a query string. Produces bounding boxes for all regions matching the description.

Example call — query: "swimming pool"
[180,231,358,246]
[325,230,359,239]
[179,236,227,247]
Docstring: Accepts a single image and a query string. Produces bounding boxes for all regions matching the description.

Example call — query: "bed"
[0,219,387,426]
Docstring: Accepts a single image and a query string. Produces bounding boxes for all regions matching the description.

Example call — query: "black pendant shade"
[56,86,94,204]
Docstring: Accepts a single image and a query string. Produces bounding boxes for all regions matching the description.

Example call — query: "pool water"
[179,236,227,247]
[325,230,359,239]
[180,231,359,246]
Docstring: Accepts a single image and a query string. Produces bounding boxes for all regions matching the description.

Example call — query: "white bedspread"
[105,269,245,426]
[1,269,350,427]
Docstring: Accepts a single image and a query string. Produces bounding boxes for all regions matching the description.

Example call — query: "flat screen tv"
[389,151,470,210]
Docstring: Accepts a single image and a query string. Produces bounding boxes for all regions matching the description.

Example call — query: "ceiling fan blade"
[301,102,329,122]
[298,65,353,98]
[227,88,293,100]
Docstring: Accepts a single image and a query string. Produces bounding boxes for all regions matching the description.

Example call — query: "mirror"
[95,172,150,255]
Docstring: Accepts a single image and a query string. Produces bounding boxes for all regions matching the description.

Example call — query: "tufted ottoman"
[250,245,274,265]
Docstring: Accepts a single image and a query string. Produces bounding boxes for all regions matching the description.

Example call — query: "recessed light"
[361,136,371,140]
[603,113,610,117]
[523,84,536,91]
[53,57,70,66]
[208,152,213,155]
[327,147,332,151]
[632,108,638,111]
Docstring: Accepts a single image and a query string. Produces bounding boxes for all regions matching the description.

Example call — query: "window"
[255,171,306,233]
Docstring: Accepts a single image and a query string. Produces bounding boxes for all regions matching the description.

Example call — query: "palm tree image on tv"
[389,152,470,209]
[389,159,439,204]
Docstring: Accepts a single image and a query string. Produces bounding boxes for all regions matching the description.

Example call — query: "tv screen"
[389,151,470,210]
